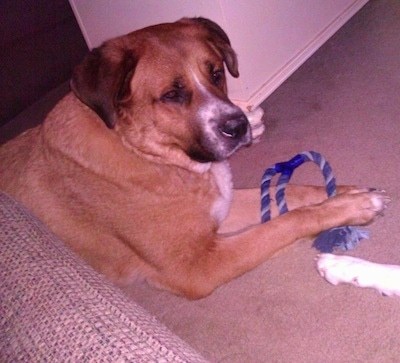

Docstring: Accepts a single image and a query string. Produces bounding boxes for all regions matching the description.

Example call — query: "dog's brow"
[189,67,211,97]
[172,78,184,89]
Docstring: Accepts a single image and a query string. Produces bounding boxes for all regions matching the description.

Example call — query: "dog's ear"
[188,17,239,78]
[71,42,138,128]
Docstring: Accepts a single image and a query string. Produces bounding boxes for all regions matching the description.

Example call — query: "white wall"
[69,0,368,109]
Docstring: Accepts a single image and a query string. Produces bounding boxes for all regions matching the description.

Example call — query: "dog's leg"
[219,185,355,234]
[154,188,389,299]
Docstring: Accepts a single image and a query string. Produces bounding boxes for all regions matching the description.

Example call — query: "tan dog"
[0,18,389,299]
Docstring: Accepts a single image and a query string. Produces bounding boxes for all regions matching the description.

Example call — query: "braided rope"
[261,151,336,223]
[260,151,369,252]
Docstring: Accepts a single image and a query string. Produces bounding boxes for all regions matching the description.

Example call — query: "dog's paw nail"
[369,188,389,196]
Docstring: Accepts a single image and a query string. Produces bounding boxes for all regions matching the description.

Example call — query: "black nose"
[219,115,249,139]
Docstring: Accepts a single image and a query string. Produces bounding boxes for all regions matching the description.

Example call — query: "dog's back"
[0,126,41,199]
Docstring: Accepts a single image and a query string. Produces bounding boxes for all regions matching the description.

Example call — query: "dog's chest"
[209,161,233,225]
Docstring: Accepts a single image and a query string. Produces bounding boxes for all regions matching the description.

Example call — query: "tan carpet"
[122,1,400,362]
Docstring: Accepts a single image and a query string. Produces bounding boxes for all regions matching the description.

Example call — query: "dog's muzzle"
[211,112,251,160]
[189,109,252,163]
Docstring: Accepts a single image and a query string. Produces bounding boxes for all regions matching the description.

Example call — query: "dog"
[0,17,390,299]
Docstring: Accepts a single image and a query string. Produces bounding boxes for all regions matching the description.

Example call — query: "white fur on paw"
[316,254,400,297]
[370,191,390,213]
[244,107,265,143]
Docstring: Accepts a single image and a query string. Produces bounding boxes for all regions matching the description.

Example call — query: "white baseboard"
[232,0,369,111]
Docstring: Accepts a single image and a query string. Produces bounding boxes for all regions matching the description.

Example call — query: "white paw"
[244,107,265,143]
[316,254,400,297]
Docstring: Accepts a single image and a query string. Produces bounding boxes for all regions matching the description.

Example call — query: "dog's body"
[0,18,389,299]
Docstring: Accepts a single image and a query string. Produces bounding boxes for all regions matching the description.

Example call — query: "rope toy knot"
[260,151,369,253]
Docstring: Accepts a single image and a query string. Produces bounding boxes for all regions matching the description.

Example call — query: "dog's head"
[71,17,251,164]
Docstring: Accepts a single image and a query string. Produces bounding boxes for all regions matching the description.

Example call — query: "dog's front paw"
[316,254,400,296]
[325,188,390,226]
[351,188,390,224]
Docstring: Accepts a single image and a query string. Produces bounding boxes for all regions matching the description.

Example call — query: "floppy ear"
[70,42,138,128]
[189,17,239,78]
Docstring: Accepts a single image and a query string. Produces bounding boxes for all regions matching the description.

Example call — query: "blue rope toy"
[260,151,369,253]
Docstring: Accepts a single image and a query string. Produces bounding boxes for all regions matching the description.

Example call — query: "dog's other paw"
[244,107,265,143]
[316,254,400,297]
[316,253,358,285]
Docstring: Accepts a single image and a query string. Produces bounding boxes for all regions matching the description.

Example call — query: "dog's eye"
[161,90,183,103]
[161,82,191,104]
[163,90,179,100]
[211,69,224,87]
